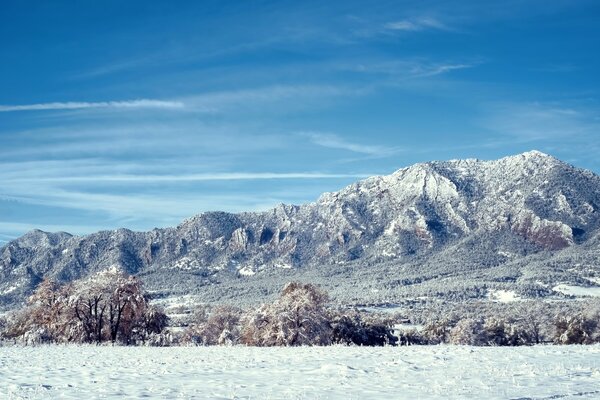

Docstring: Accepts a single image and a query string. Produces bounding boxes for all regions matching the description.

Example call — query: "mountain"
[2,150,600,308]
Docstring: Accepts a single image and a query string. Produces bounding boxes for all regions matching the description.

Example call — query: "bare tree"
[107,275,147,343]
[70,269,150,343]
[513,301,552,344]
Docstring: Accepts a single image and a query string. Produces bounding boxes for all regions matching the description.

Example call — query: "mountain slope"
[2,151,600,307]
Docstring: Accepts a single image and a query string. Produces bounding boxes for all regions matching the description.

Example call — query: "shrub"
[330,311,397,346]
[554,313,598,344]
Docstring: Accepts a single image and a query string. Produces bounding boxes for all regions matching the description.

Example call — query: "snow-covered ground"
[2,345,600,399]
[553,284,600,297]
[487,289,521,303]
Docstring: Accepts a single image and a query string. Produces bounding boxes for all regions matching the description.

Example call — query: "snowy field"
[2,345,600,399]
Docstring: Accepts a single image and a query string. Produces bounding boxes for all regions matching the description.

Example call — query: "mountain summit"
[2,151,600,307]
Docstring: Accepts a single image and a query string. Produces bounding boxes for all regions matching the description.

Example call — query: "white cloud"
[0,120,292,163]
[412,64,472,77]
[0,187,322,234]
[0,231,18,242]
[183,84,355,111]
[0,156,372,234]
[4,171,371,184]
[385,17,447,32]
[301,132,399,157]
[343,59,475,79]
[482,102,599,141]
[0,99,185,112]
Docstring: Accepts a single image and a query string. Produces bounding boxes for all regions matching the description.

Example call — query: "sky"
[1,0,600,242]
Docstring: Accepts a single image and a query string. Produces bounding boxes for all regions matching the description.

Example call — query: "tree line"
[1,270,600,346]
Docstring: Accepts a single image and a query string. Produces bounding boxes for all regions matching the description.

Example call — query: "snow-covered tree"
[69,269,149,343]
[512,301,552,344]
[1,269,168,345]
[1,279,71,343]
[449,318,486,345]
[421,318,452,344]
[185,305,243,345]
[242,282,332,346]
[143,305,170,336]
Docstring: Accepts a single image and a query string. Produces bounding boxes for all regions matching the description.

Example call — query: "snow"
[238,266,255,276]
[1,345,600,399]
[585,277,600,285]
[384,219,398,236]
[171,257,201,270]
[1,285,17,295]
[553,284,600,297]
[359,304,404,313]
[381,249,397,257]
[487,289,521,303]
[394,323,424,332]
[497,250,516,259]
[151,294,204,310]
[554,192,572,213]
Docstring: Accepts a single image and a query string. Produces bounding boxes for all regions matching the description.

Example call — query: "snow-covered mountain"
[2,151,600,307]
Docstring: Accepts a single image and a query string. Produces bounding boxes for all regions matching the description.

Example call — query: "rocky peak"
[16,229,73,248]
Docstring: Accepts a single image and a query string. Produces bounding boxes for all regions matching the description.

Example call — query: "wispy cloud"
[1,190,275,221]
[0,154,373,234]
[183,84,356,111]
[481,102,600,141]
[0,231,18,244]
[5,171,371,184]
[384,17,448,32]
[0,181,358,234]
[0,99,185,112]
[343,59,476,80]
[412,64,472,77]
[301,132,400,157]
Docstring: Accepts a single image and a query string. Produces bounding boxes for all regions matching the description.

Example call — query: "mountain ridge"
[2,150,600,308]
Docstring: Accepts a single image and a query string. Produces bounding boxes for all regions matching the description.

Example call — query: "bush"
[330,311,397,346]
[483,317,524,346]
[554,313,599,344]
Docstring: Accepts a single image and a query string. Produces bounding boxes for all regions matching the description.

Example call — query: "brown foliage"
[1,269,168,345]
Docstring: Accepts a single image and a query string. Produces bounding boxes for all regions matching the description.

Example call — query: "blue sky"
[1,0,599,242]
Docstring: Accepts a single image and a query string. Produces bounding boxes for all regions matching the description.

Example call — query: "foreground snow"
[2,345,600,399]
